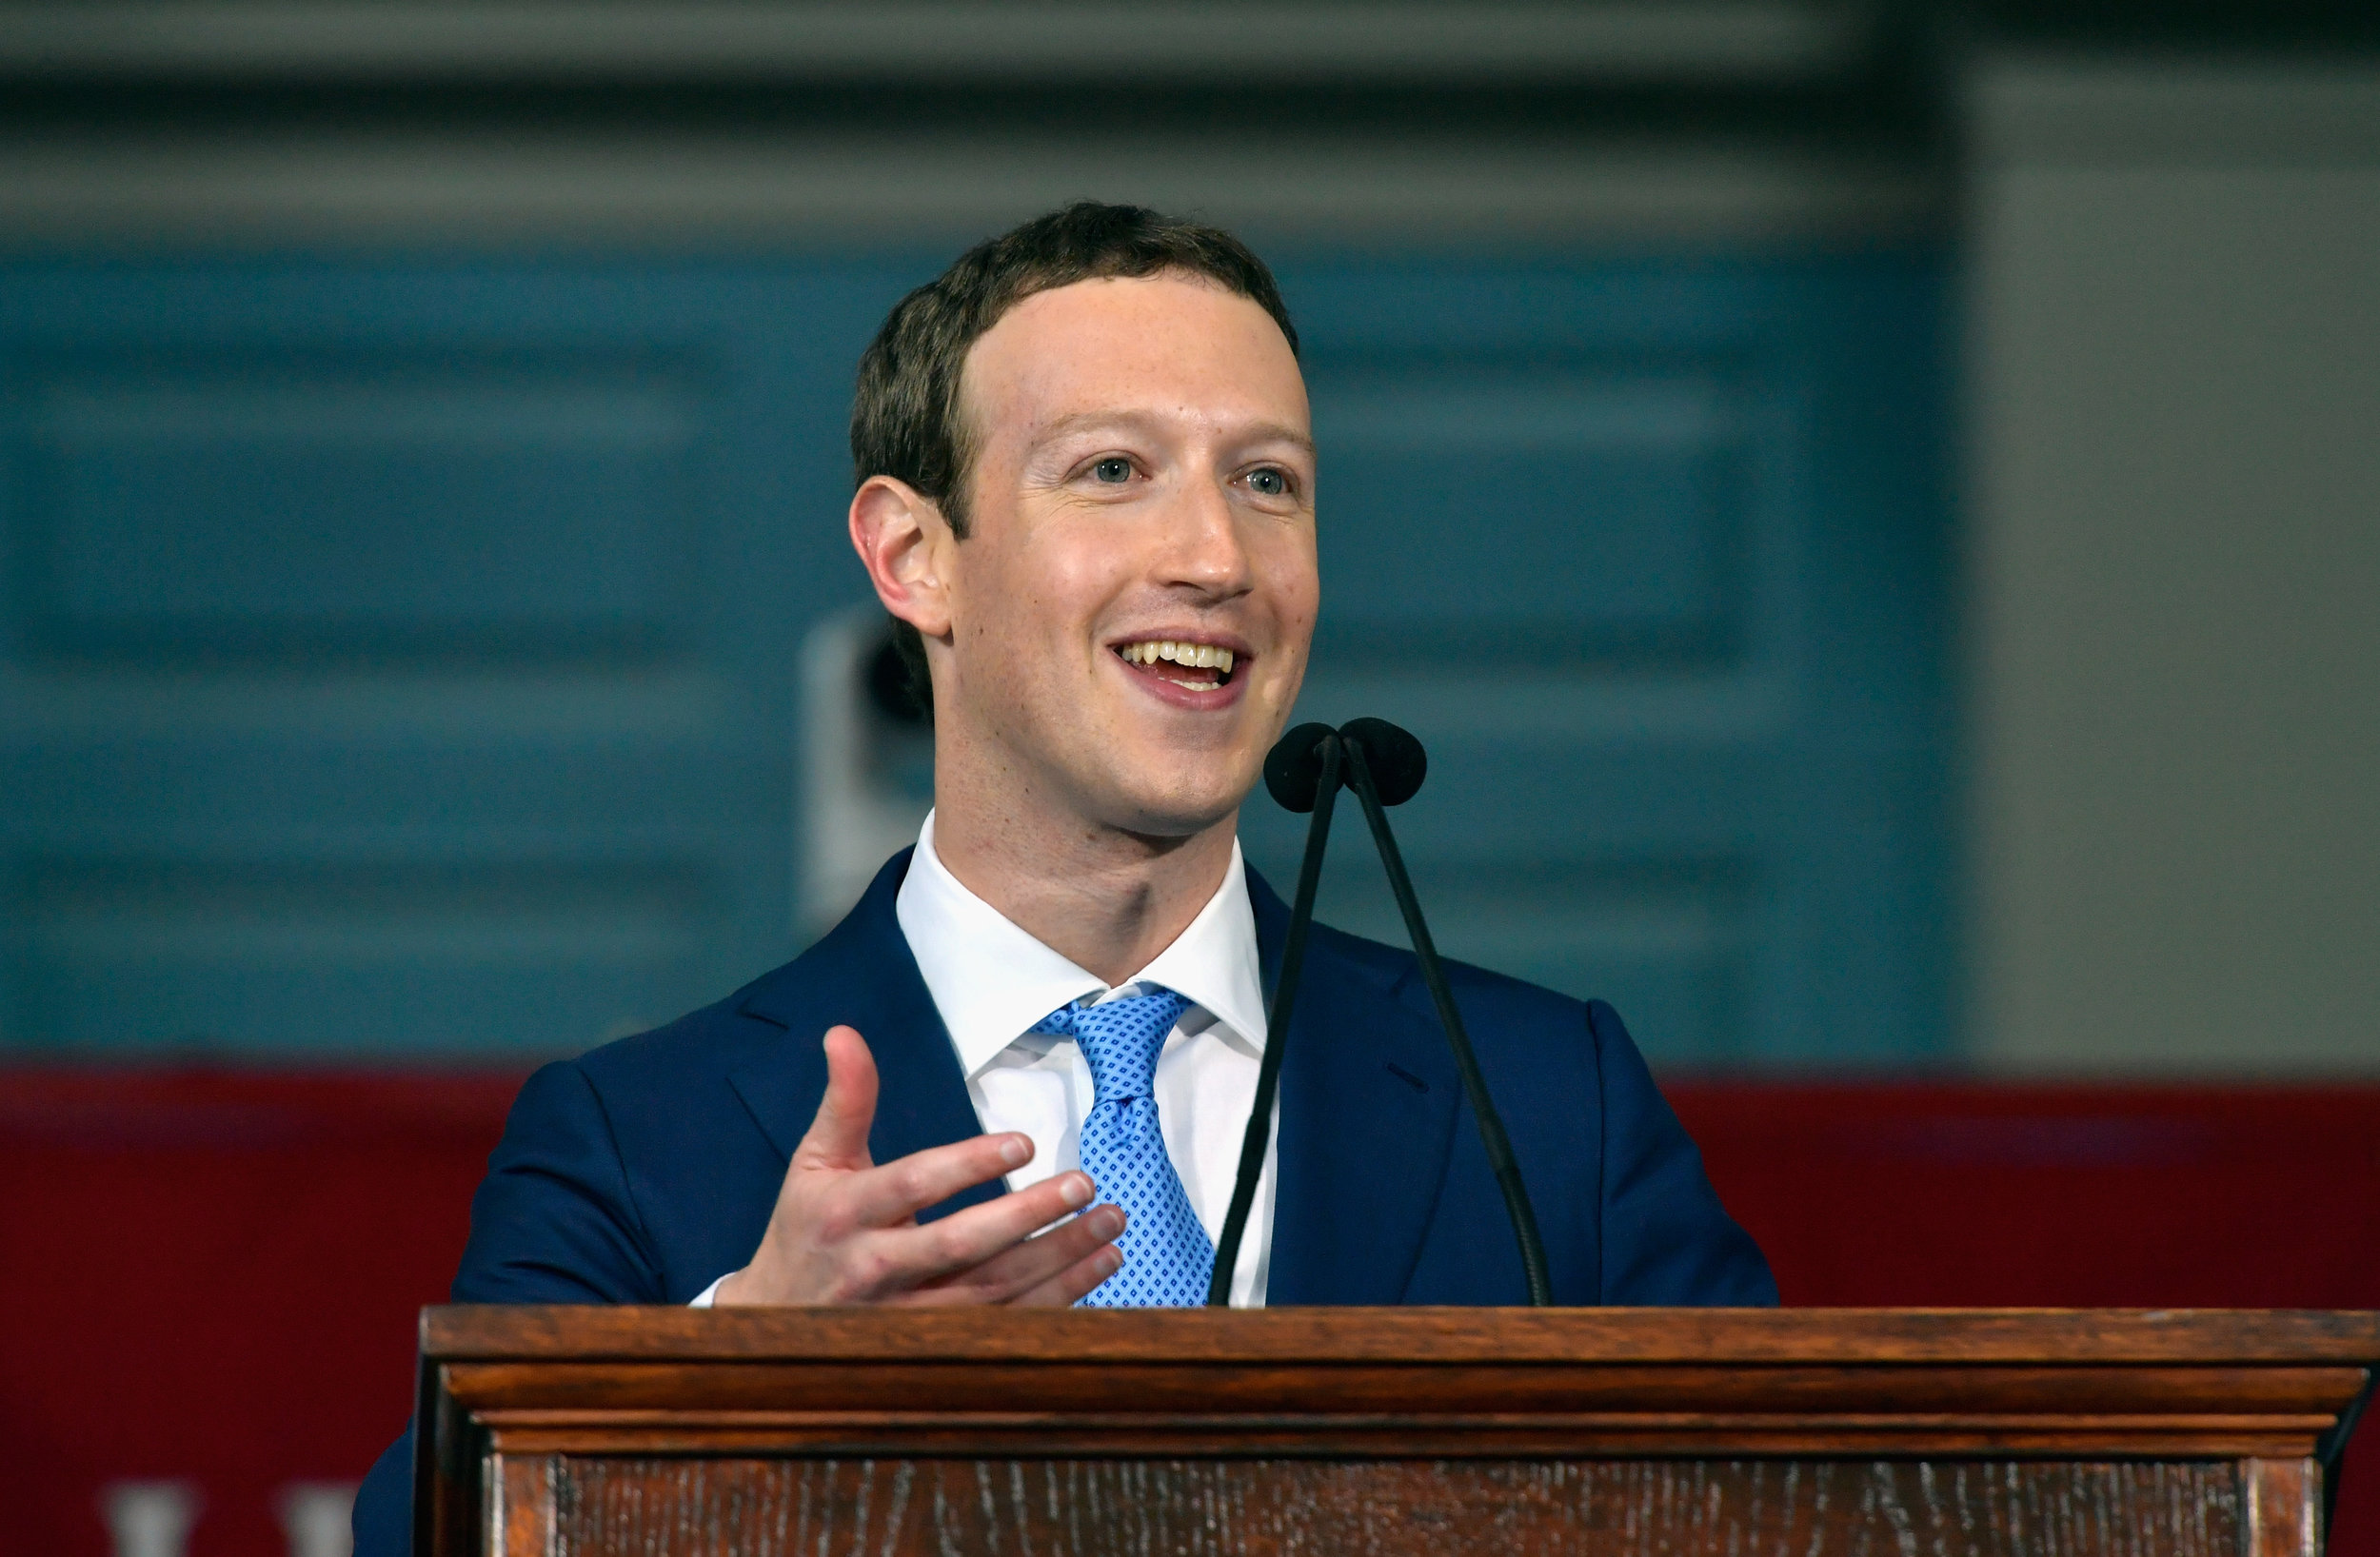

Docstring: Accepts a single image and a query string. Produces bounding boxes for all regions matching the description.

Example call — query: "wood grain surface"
[426,1306,2380,1366]
[443,1356,2364,1421]
[545,1456,2247,1557]
[417,1310,2378,1557]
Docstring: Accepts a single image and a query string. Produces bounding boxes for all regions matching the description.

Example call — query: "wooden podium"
[417,1307,2378,1556]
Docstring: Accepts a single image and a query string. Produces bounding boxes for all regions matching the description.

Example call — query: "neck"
[928,755,1238,989]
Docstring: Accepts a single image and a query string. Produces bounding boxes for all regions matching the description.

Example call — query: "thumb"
[794,1025,878,1171]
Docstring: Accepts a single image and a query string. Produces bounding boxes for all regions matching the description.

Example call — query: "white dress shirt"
[697,813,1276,1307]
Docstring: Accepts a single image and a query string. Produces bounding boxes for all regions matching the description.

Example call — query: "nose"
[1159,473,1256,601]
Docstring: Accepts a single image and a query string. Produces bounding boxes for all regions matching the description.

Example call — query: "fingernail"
[1000,1134,1030,1168]
[1095,1206,1125,1236]
[1061,1173,1093,1208]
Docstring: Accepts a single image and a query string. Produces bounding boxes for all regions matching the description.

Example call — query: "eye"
[1247,466,1290,497]
[1092,457,1133,484]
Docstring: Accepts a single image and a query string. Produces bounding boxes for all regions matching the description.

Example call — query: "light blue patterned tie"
[1031,987,1213,1307]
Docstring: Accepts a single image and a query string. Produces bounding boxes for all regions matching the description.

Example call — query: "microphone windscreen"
[1263,722,1339,813]
[1339,717,1427,805]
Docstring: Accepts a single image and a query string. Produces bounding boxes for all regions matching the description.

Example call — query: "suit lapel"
[1247,868,1461,1306]
[723,849,1466,1267]
[725,849,1002,1222]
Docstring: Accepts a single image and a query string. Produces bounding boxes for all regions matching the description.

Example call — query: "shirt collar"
[894,812,1267,1080]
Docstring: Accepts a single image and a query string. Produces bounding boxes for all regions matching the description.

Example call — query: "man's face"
[938,271,1319,838]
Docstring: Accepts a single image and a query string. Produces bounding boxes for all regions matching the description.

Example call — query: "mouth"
[1112,637,1242,695]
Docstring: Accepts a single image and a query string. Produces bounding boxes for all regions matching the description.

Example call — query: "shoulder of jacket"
[1306,918,1594,1021]
[569,965,802,1094]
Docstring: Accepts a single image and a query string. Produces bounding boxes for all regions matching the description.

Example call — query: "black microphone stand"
[1339,731,1553,1308]
[1208,719,1553,1309]
[1207,728,1341,1305]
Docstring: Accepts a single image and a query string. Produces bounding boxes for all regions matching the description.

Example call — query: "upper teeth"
[1123,640,1233,674]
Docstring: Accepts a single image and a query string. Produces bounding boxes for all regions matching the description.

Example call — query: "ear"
[849,476,954,640]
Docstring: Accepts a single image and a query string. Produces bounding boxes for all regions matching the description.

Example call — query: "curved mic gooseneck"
[1338,724,1553,1308]
[1207,723,1341,1305]
[1207,719,1553,1308]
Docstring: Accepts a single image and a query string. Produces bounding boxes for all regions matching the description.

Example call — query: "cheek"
[1258,531,1322,635]
[963,532,1076,638]
[1026,536,1140,635]
[962,552,1117,701]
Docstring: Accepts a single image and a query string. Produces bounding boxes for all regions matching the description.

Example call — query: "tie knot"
[1032,987,1192,1102]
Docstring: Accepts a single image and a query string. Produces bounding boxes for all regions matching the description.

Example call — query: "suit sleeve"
[352,1059,665,1557]
[1590,1000,1779,1306]
[450,1057,664,1304]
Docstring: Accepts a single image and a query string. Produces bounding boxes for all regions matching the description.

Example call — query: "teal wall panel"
[1245,255,1953,1067]
[1313,365,1746,662]
[28,361,700,654]
[0,251,1950,1066]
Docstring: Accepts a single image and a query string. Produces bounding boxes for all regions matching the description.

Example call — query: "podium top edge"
[418,1306,2380,1366]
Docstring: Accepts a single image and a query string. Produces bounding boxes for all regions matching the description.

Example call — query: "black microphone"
[1208,718,1554,1308]
[1207,722,1341,1304]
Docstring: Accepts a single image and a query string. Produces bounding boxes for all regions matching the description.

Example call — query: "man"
[354,202,1773,1551]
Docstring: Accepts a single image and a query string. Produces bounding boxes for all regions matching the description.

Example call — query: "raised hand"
[712,1025,1124,1306]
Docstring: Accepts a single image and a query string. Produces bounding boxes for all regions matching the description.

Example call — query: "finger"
[793,1026,879,1171]
[841,1168,1096,1290]
[914,1201,1125,1303]
[836,1131,1044,1230]
[1007,1242,1129,1308]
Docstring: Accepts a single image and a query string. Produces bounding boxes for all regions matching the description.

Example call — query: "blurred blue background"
[0,1,2371,1075]
[0,252,1948,1067]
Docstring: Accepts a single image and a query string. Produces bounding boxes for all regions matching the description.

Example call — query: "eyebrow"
[1031,408,1316,457]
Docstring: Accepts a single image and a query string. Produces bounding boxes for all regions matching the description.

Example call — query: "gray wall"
[1964,58,2380,1072]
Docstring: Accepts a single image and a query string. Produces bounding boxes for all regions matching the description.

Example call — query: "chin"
[1060,705,1273,835]
[1097,772,1252,841]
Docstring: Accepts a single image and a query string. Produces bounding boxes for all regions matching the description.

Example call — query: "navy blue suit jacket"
[355,848,1773,1552]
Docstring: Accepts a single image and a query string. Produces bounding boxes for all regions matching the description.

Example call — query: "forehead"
[958,271,1308,443]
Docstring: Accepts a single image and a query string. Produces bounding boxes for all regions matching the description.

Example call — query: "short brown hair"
[852,202,1299,712]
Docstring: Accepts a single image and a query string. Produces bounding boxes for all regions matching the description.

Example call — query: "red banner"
[4,1068,2375,1555]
